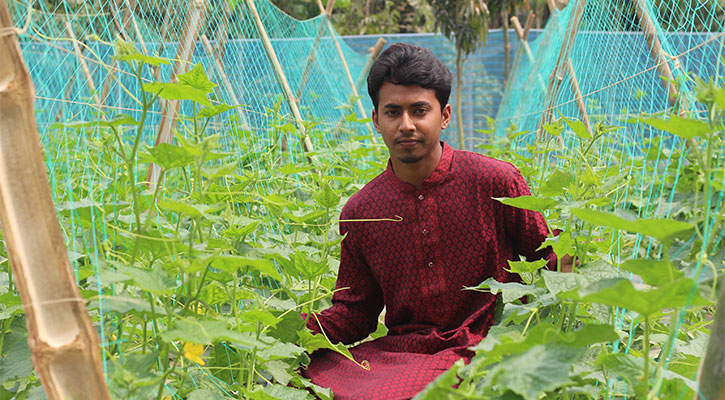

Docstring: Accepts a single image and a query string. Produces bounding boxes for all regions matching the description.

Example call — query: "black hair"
[367,43,453,111]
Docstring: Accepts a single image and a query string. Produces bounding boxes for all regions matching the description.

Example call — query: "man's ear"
[441,104,452,129]
[372,108,380,132]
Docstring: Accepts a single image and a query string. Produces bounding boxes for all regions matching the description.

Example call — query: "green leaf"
[637,115,712,139]
[88,296,167,316]
[0,319,33,382]
[210,255,282,282]
[161,318,268,348]
[111,263,178,295]
[143,143,197,170]
[573,277,708,316]
[620,259,683,287]
[262,384,309,400]
[495,196,558,212]
[187,389,228,400]
[596,352,643,384]
[315,181,341,209]
[539,170,573,197]
[484,344,585,400]
[264,360,294,386]
[561,114,591,139]
[562,324,619,347]
[466,277,539,303]
[541,270,591,295]
[143,82,212,107]
[177,63,216,94]
[240,308,280,328]
[572,208,695,247]
[113,40,170,66]
[159,198,202,218]
[291,251,330,280]
[297,330,354,361]
[506,259,548,274]
[198,104,241,119]
[256,342,304,361]
[267,311,306,343]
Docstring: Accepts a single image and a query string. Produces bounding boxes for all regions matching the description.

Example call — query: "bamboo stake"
[523,11,535,40]
[200,34,250,130]
[294,17,328,104]
[0,2,110,398]
[314,0,376,141]
[634,0,698,153]
[125,0,148,55]
[566,58,591,134]
[511,16,546,92]
[354,37,386,94]
[332,37,386,138]
[634,0,681,108]
[245,0,316,159]
[147,0,208,188]
[65,19,101,108]
[536,0,587,140]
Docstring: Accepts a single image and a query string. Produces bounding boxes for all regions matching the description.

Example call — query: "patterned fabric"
[303,142,556,400]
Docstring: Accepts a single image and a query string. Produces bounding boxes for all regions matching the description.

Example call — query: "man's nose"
[400,112,415,132]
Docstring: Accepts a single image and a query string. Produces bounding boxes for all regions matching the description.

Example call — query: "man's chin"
[397,154,424,164]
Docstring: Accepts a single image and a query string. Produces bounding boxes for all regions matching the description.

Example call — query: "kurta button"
[422,229,428,235]
[418,194,424,200]
[428,261,434,268]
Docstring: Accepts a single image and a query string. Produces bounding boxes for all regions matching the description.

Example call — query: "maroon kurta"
[304,142,555,399]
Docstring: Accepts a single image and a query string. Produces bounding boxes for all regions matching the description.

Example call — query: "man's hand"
[560,254,576,273]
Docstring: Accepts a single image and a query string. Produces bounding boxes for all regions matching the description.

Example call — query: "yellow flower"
[183,342,206,366]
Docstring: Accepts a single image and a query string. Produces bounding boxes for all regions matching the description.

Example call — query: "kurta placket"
[303,142,557,400]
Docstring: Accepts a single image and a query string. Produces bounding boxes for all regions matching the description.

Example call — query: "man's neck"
[390,143,443,190]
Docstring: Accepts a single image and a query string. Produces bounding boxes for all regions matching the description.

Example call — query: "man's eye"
[414,108,428,114]
[385,110,399,116]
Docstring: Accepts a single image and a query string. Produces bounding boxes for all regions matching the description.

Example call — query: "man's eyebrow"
[411,101,431,107]
[382,103,401,109]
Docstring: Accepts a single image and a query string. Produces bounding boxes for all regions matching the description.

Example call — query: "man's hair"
[367,43,453,111]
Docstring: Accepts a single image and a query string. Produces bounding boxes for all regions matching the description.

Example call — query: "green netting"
[496,0,724,396]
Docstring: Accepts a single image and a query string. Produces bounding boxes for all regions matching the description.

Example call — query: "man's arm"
[306,207,384,344]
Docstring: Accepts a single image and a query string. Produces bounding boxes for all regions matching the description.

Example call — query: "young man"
[303,43,570,399]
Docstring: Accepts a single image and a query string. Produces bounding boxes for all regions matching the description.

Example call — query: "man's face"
[372,82,451,165]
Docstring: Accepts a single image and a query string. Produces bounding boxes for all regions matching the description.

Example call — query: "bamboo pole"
[536,0,587,140]
[245,0,316,159]
[354,37,386,94]
[566,58,591,134]
[634,0,681,107]
[314,0,376,141]
[65,20,101,108]
[200,34,250,130]
[147,0,208,188]
[294,16,328,104]
[511,16,546,92]
[634,0,698,153]
[0,2,110,398]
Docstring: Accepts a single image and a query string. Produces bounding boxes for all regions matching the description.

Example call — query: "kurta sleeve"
[501,165,558,269]
[306,204,384,345]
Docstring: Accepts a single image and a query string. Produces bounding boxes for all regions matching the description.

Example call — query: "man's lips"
[396,138,421,146]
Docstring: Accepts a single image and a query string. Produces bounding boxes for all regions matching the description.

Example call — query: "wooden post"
[634,0,699,153]
[200,34,251,130]
[354,37,386,94]
[314,0,376,141]
[147,0,208,188]
[536,0,587,140]
[65,20,101,108]
[634,0,681,107]
[511,16,546,92]
[0,2,111,399]
[245,0,316,159]
[294,18,328,104]
[566,58,591,134]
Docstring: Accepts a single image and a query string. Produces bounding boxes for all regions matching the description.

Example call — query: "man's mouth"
[396,138,420,146]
